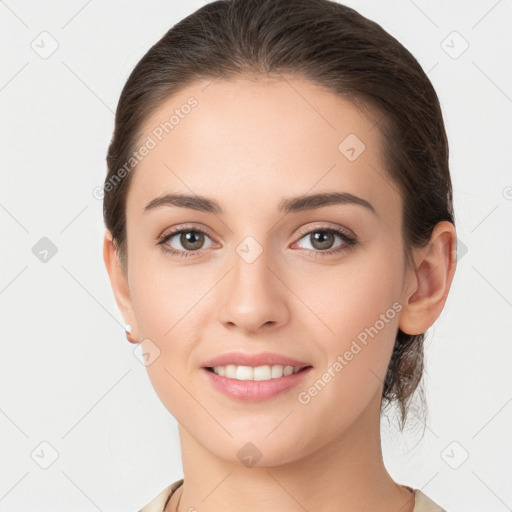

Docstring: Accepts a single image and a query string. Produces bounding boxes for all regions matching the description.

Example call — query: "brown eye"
[293,226,357,257]
[157,227,216,259]
[178,231,205,251]
[308,231,336,250]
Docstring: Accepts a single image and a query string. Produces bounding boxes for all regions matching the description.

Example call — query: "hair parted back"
[104,0,454,432]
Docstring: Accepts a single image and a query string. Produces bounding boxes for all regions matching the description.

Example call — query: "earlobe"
[398,221,457,335]
[103,230,138,342]
[124,323,138,344]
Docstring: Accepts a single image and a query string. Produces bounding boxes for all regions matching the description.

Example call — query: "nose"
[218,245,290,334]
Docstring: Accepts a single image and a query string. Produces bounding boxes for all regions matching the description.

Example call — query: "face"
[118,75,414,465]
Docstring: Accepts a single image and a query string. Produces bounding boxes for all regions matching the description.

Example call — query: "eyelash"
[157,224,358,259]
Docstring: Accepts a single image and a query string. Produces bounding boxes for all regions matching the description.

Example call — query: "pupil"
[182,231,204,250]
[312,231,333,250]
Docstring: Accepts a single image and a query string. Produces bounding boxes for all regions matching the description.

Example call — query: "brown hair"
[104,0,454,432]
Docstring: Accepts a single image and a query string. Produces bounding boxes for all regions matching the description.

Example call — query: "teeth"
[211,364,302,381]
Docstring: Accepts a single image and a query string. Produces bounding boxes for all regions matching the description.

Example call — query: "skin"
[104,75,457,512]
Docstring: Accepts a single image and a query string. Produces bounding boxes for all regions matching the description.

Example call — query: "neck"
[169,390,415,512]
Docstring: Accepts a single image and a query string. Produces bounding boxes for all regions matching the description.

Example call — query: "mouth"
[201,364,314,402]
[200,351,313,401]
[204,364,313,381]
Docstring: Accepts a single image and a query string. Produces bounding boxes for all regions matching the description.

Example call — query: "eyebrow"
[143,191,377,216]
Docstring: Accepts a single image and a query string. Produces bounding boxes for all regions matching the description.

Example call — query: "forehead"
[127,75,400,221]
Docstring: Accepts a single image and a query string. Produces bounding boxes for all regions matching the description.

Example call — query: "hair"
[104,0,454,433]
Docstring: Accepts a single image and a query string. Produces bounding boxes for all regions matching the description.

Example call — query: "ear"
[399,221,457,335]
[103,230,138,344]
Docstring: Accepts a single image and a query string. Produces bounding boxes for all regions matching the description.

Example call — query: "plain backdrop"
[0,1,511,511]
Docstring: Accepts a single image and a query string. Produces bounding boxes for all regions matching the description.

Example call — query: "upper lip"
[202,352,312,369]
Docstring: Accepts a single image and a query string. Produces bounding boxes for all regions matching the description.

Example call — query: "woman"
[102,1,456,510]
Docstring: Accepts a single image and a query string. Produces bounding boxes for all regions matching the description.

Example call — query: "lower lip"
[201,366,313,402]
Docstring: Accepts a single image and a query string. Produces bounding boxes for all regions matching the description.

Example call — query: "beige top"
[138,479,447,512]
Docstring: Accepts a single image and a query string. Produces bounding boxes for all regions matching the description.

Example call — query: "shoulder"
[413,489,448,512]
[138,478,184,512]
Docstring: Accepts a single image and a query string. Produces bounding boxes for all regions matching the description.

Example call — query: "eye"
[157,224,358,259]
[157,225,216,259]
[292,225,357,257]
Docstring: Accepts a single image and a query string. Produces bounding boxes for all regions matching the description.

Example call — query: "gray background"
[1,1,511,510]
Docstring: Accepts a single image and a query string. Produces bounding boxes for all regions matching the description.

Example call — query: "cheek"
[127,247,219,380]
[127,256,213,415]
[289,263,402,437]
[127,233,207,333]
[292,247,404,383]
[299,242,402,326]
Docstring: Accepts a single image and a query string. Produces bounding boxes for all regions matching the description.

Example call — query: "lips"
[201,363,314,402]
[201,351,312,370]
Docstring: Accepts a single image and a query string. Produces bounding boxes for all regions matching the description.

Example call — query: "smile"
[202,365,313,402]
[207,364,308,381]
